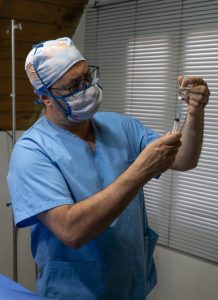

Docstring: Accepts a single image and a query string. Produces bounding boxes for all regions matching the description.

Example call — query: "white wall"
[0,132,13,279]
[73,12,86,55]
[0,132,36,291]
[148,246,218,300]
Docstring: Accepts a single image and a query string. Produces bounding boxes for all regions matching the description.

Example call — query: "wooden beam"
[0,56,27,77]
[1,0,85,26]
[0,77,33,95]
[0,96,38,112]
[0,0,5,11]
[0,112,41,130]
[33,0,88,8]
[0,40,33,60]
[0,19,78,42]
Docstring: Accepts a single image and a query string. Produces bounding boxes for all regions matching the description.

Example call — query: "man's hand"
[134,132,182,179]
[178,76,210,116]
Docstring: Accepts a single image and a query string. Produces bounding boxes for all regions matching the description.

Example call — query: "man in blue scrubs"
[7,37,209,299]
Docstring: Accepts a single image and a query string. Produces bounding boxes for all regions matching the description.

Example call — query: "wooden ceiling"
[0,0,88,131]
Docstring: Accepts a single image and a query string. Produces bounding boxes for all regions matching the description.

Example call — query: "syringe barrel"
[172,120,179,132]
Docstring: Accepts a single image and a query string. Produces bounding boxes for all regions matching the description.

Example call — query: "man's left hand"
[178,76,210,116]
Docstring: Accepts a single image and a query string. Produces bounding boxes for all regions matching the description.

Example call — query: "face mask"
[57,84,102,122]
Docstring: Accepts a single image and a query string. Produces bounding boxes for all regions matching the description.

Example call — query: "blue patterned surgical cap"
[25,37,85,96]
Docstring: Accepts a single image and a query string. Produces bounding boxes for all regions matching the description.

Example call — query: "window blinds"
[85,0,218,263]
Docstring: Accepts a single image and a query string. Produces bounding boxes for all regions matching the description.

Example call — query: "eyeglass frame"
[49,65,100,98]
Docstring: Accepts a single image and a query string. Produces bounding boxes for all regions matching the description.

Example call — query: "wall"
[0,132,36,290]
[148,246,218,300]
[0,132,13,279]
[73,12,86,55]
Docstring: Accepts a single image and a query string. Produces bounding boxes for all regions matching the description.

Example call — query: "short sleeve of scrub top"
[121,115,160,152]
[7,139,73,228]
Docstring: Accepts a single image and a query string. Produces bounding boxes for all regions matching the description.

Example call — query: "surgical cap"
[25,37,85,96]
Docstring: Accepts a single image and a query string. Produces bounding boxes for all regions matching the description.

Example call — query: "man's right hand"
[133,132,182,180]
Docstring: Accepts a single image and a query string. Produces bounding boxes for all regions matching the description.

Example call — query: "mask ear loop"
[35,68,70,117]
[96,82,103,90]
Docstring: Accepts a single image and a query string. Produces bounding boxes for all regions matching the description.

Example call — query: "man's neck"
[67,120,93,141]
[45,110,94,142]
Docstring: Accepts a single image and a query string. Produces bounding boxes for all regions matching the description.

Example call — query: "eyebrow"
[59,68,90,89]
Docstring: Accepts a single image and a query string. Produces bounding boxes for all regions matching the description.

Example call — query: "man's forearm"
[69,164,150,246]
[172,109,204,171]
[40,161,152,249]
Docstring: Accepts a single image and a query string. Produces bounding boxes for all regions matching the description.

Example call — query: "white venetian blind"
[85,0,218,263]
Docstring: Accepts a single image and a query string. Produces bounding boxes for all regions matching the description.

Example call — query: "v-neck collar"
[45,115,99,153]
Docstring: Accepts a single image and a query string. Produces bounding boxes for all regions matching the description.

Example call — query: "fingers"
[152,138,181,168]
[189,86,209,100]
[140,134,181,178]
[178,76,206,88]
[154,152,177,174]
[189,85,209,95]
[159,142,181,157]
[160,132,182,145]
[189,85,210,112]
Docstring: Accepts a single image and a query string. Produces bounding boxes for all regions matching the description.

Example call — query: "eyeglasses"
[50,65,100,98]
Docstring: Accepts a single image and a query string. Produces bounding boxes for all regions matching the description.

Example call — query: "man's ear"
[40,95,53,107]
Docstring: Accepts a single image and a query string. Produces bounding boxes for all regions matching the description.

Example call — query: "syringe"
[172,114,180,132]
[172,76,189,132]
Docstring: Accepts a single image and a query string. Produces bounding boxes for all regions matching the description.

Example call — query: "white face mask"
[60,84,102,122]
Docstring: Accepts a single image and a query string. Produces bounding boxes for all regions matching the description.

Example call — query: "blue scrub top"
[7,112,159,300]
[0,274,47,300]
